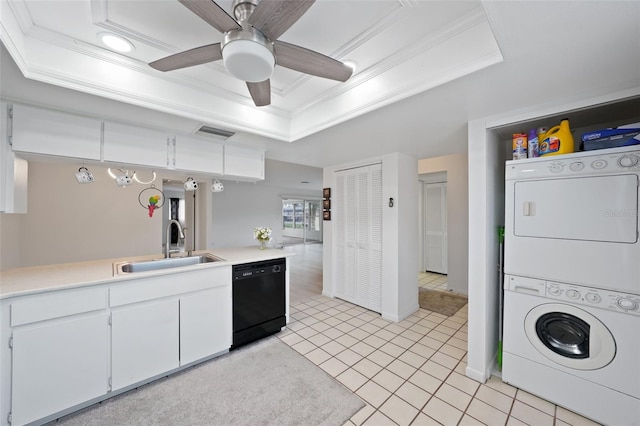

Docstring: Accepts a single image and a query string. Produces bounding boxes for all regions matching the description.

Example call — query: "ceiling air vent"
[195,125,235,139]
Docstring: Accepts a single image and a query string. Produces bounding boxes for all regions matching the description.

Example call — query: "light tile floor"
[419,272,449,292]
[277,295,601,426]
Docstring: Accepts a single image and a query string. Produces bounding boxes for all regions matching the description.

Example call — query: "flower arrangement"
[253,227,272,249]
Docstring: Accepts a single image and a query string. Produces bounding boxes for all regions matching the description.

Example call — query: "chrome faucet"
[165,219,185,258]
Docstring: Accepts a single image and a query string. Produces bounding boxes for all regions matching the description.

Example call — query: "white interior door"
[424,182,448,274]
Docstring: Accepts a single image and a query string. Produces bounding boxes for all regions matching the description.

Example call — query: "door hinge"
[108,377,112,391]
[7,105,13,146]
[172,137,176,167]
[167,137,171,167]
[108,313,112,326]
[7,412,11,424]
[8,336,13,349]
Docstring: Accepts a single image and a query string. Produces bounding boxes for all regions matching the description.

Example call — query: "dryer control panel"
[546,281,640,316]
[506,145,640,180]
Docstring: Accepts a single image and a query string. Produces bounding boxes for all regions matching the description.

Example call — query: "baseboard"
[382,303,419,323]
[322,290,334,298]
[465,365,488,384]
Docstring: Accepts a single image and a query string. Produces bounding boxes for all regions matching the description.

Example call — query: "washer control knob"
[618,155,639,168]
[550,164,564,173]
[548,286,562,296]
[569,162,585,171]
[617,297,638,311]
[585,293,601,304]
[591,159,608,169]
[566,289,580,300]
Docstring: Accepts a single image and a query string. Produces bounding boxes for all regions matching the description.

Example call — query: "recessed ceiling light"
[343,60,357,73]
[99,33,134,53]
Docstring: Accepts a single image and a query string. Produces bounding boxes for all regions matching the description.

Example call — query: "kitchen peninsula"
[0,247,292,426]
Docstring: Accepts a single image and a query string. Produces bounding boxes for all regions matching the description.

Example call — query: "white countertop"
[0,247,294,299]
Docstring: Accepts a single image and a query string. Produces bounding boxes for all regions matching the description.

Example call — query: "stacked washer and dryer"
[503,145,640,425]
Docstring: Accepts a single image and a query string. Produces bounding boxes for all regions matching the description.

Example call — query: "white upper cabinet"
[172,135,223,174]
[11,104,102,160]
[1,103,28,213]
[224,145,265,181]
[103,121,168,168]
[6,104,265,180]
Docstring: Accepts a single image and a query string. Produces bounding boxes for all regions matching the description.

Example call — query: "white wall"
[0,159,321,270]
[418,153,469,294]
[0,213,22,269]
[209,185,321,248]
[1,161,162,268]
[323,152,419,322]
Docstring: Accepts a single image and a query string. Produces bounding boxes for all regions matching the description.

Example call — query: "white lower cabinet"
[11,312,110,426]
[180,286,231,365]
[2,266,232,425]
[111,298,179,390]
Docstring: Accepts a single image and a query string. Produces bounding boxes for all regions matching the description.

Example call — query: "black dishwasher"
[232,258,286,349]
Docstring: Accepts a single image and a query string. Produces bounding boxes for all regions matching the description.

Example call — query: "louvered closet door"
[367,166,383,312]
[334,163,382,313]
[334,174,347,298]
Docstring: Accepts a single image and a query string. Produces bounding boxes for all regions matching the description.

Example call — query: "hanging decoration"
[138,185,165,218]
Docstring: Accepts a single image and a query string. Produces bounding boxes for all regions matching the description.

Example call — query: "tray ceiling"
[0,0,502,142]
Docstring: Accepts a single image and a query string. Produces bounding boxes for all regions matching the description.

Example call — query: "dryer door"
[513,175,638,243]
[524,303,616,370]
[505,173,640,293]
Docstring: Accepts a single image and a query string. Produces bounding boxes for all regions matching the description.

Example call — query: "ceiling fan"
[149,0,353,107]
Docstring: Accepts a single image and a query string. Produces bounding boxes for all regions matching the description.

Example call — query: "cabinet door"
[111,299,179,390]
[11,104,102,160]
[223,145,265,180]
[180,285,231,365]
[173,135,223,174]
[103,121,169,168]
[11,312,109,426]
[1,103,28,213]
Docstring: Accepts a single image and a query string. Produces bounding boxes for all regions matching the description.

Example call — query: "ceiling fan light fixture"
[222,30,274,83]
[98,33,134,53]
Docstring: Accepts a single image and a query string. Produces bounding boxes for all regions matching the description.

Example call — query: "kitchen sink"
[114,254,224,275]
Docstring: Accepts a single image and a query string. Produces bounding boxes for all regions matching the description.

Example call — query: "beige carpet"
[51,337,364,426]
[419,288,468,316]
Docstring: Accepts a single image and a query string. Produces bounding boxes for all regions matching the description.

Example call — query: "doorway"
[162,179,196,254]
[419,173,448,291]
[282,199,322,245]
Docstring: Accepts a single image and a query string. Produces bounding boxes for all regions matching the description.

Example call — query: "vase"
[259,240,267,250]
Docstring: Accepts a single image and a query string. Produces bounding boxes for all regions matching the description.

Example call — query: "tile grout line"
[286,296,473,426]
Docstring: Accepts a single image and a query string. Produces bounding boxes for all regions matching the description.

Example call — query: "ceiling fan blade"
[274,41,352,82]
[150,43,222,71]
[247,80,271,107]
[178,0,240,33]
[248,0,315,41]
